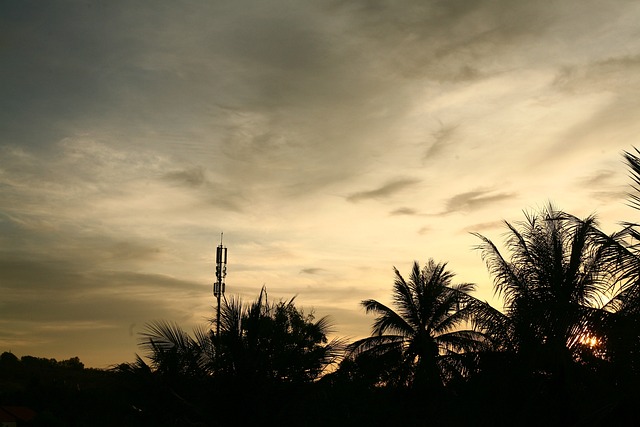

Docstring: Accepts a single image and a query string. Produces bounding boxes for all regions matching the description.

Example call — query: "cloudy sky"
[2,0,640,368]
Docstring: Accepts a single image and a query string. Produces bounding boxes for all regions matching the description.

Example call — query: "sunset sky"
[2,0,640,368]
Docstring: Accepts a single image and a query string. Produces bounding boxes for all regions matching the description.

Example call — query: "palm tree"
[347,259,495,390]
[134,288,342,384]
[137,320,213,380]
[603,148,640,381]
[472,204,629,379]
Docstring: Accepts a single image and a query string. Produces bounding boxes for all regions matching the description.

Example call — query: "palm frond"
[437,352,482,383]
[314,315,335,336]
[139,320,193,354]
[347,334,406,357]
[436,329,492,354]
[110,353,152,375]
[392,265,422,329]
[429,283,479,335]
[472,231,524,308]
[624,148,640,210]
[361,299,414,337]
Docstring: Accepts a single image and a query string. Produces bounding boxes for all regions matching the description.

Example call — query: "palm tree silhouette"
[473,204,630,380]
[137,320,213,380]
[134,288,342,384]
[603,148,640,382]
[347,259,494,390]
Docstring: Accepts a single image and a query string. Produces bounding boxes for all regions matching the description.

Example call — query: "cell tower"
[213,233,227,337]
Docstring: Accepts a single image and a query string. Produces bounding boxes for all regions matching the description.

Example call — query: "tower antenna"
[213,233,227,338]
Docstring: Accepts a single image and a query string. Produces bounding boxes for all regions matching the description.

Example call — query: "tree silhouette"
[136,320,212,380]
[473,204,631,383]
[346,259,494,390]
[214,287,343,383]
[133,287,341,384]
[603,148,640,382]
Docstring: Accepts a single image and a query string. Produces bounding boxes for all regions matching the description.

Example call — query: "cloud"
[347,178,421,202]
[163,166,207,188]
[425,124,458,161]
[462,220,506,234]
[417,226,431,236]
[300,268,327,275]
[0,248,209,360]
[552,54,640,95]
[589,190,628,203]
[326,1,566,82]
[0,254,200,297]
[579,170,617,187]
[441,189,516,214]
[390,207,419,216]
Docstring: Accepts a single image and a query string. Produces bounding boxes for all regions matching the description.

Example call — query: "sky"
[2,0,640,368]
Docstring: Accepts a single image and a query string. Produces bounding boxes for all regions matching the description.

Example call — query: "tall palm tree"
[604,147,640,380]
[347,259,495,390]
[472,204,629,379]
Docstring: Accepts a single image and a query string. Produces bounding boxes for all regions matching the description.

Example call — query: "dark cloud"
[2,0,512,201]
[442,190,516,214]
[0,248,208,359]
[347,178,421,202]
[0,253,199,295]
[326,0,562,81]
[0,213,166,274]
[0,257,82,292]
[0,1,146,148]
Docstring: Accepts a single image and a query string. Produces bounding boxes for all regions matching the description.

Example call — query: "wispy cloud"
[579,170,616,187]
[347,178,421,203]
[553,54,640,95]
[441,190,516,215]
[300,268,326,275]
[163,167,207,188]
[389,207,419,216]
[425,124,458,161]
[462,220,506,234]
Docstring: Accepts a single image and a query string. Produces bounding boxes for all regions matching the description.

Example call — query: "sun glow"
[578,334,600,349]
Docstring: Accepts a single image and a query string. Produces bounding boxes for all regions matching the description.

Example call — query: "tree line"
[3,149,640,425]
